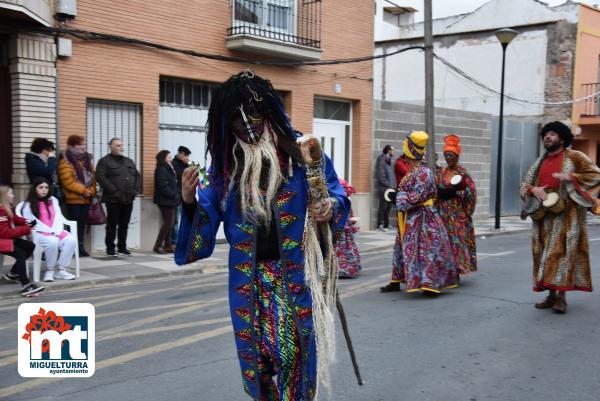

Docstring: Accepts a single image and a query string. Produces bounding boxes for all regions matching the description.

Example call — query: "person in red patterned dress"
[435,135,477,275]
[335,179,362,278]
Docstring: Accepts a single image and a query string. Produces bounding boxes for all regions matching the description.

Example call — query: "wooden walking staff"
[297,134,365,387]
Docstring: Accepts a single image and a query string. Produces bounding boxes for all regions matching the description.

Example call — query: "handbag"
[86,198,106,225]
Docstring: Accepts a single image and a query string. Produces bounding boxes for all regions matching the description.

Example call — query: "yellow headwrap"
[403,131,429,160]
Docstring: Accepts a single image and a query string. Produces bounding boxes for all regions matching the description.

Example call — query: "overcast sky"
[385,0,590,22]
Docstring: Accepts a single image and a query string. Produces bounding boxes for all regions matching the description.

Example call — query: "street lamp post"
[493,28,519,230]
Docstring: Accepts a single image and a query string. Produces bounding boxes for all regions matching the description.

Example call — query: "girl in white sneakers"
[21,178,77,282]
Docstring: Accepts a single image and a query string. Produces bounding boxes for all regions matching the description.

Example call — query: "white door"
[158,106,209,165]
[87,100,142,251]
[313,118,350,180]
[159,104,225,240]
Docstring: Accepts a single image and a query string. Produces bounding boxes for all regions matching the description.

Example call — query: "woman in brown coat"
[58,134,96,256]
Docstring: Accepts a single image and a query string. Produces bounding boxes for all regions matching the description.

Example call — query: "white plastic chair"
[15,202,80,282]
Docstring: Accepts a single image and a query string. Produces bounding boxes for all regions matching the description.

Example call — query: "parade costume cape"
[392,165,459,293]
[175,155,350,401]
[520,149,600,292]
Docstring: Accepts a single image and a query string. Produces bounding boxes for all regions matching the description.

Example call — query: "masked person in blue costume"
[176,71,350,401]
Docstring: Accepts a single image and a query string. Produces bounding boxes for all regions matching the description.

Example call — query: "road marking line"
[0,280,226,331]
[0,355,15,368]
[0,297,229,367]
[589,237,600,241]
[0,325,233,399]
[340,273,390,298]
[0,272,226,309]
[478,251,515,256]
[98,298,227,339]
[96,300,217,319]
[100,317,231,340]
[0,317,233,367]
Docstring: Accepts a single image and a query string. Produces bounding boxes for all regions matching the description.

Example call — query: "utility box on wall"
[56,0,77,18]
[57,38,72,57]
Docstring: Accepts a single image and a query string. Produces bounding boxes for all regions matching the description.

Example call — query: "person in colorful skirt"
[336,179,361,278]
[380,131,459,294]
[520,121,600,313]
[176,71,350,401]
[435,135,477,275]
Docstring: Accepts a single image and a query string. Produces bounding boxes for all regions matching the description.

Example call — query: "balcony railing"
[581,83,600,117]
[227,0,322,49]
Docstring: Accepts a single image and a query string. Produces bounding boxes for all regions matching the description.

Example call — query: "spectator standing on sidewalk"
[375,145,396,231]
[153,150,180,254]
[395,153,410,188]
[58,135,96,257]
[0,185,45,296]
[170,146,191,246]
[21,178,76,282]
[96,138,141,256]
[25,138,58,194]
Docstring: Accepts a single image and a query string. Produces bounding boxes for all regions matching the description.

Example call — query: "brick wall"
[544,20,577,123]
[9,33,56,198]
[57,0,374,195]
[372,100,492,227]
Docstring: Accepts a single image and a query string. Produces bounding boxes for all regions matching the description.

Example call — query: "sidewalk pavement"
[2,215,600,298]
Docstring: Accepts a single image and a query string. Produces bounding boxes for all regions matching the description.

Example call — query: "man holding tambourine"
[520,121,600,313]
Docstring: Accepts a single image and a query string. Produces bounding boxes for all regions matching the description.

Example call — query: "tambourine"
[450,174,466,190]
[384,188,397,203]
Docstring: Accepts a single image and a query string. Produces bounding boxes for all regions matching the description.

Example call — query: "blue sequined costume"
[175,156,349,401]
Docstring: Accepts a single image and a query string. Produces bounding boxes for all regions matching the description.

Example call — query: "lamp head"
[494,28,519,46]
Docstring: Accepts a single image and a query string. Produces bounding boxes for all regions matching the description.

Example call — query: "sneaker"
[43,270,55,282]
[117,248,132,256]
[3,272,20,283]
[106,248,116,256]
[377,225,386,232]
[78,246,90,257]
[21,283,45,297]
[54,270,76,280]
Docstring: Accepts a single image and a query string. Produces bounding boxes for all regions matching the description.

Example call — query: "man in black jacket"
[375,145,396,231]
[170,146,191,247]
[95,138,142,256]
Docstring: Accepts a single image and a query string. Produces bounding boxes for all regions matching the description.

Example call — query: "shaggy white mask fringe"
[230,127,283,226]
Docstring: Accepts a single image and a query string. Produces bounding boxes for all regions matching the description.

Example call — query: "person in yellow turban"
[380,131,459,294]
[435,134,478,275]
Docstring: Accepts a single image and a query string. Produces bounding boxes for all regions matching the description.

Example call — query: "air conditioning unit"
[56,0,77,18]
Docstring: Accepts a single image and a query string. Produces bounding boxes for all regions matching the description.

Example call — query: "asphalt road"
[0,227,599,401]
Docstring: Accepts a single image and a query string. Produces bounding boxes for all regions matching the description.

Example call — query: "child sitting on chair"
[21,178,77,282]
